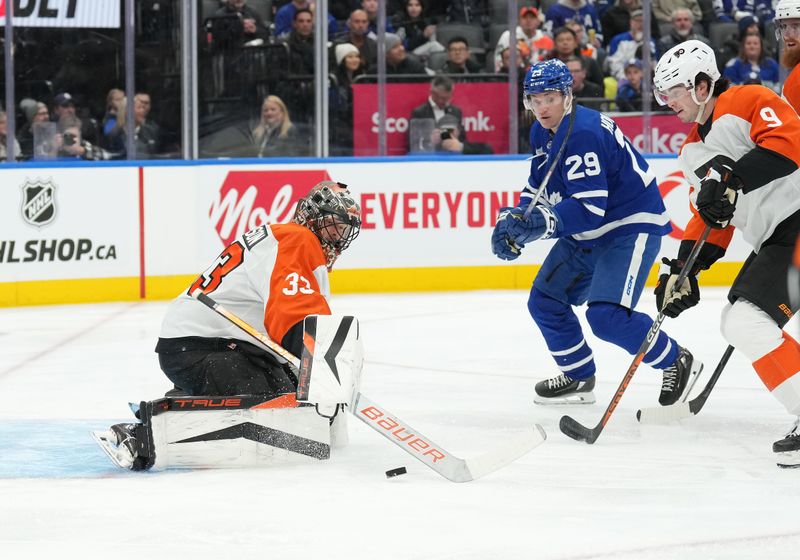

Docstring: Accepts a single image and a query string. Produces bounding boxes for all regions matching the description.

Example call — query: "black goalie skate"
[659,347,703,406]
[534,373,596,405]
[92,422,154,471]
[774,417,800,469]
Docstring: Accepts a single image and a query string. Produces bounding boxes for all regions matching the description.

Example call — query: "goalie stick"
[636,345,734,423]
[191,290,546,482]
[559,226,712,444]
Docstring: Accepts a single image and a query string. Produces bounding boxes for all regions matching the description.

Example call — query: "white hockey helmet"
[653,40,719,120]
[776,0,800,21]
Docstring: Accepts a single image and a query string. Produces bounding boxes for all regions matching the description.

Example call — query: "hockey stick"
[636,345,734,423]
[191,290,546,482]
[559,226,712,444]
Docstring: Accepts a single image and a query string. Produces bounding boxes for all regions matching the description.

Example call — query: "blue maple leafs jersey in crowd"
[521,104,671,247]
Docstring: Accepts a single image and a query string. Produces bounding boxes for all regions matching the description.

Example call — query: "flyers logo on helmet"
[210,170,332,246]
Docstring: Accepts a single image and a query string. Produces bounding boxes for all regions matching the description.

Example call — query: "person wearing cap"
[52,92,101,146]
[17,100,49,159]
[431,113,492,155]
[615,58,645,110]
[438,36,482,73]
[330,43,365,155]
[494,6,554,72]
[652,0,702,24]
[607,8,657,80]
[544,0,603,46]
[656,7,711,57]
[367,32,426,74]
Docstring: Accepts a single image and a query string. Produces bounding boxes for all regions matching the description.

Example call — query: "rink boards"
[0,157,750,306]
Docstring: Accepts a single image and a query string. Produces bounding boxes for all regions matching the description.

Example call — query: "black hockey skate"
[534,373,596,405]
[93,422,154,471]
[659,347,703,406]
[773,417,800,469]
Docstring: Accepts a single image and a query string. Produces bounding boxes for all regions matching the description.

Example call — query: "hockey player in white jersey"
[654,40,800,467]
[96,181,364,470]
[491,59,701,407]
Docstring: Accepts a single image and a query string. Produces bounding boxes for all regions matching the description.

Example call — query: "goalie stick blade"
[353,392,545,482]
[559,415,599,444]
[635,402,692,424]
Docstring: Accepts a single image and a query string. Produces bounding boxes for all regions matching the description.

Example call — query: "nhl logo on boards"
[20,178,57,228]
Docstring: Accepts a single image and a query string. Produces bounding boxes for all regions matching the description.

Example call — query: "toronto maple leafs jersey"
[521,104,671,247]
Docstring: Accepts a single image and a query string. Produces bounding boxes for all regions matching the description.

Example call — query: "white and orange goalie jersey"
[160,223,331,349]
[679,85,800,253]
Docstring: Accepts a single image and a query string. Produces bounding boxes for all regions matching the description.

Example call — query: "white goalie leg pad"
[149,399,331,469]
[298,315,364,414]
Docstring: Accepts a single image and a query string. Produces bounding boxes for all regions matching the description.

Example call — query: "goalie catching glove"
[654,257,701,318]
[491,205,560,260]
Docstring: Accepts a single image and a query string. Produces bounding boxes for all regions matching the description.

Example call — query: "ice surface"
[1,289,799,559]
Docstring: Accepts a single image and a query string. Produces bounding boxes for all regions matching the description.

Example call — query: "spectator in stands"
[494,7,554,72]
[498,45,528,73]
[439,37,482,73]
[566,54,604,104]
[565,19,601,60]
[335,9,378,68]
[252,95,306,157]
[410,75,463,125]
[56,115,111,160]
[274,0,336,38]
[657,7,712,56]
[545,0,603,46]
[0,111,22,161]
[369,32,427,73]
[652,0,702,24]
[51,92,100,147]
[601,0,638,47]
[724,32,780,89]
[615,58,644,111]
[283,8,315,74]
[132,93,162,158]
[392,0,443,57]
[738,14,762,39]
[607,8,657,80]
[714,0,774,25]
[330,43,365,155]
[17,100,49,159]
[361,0,395,36]
[447,0,488,24]
[549,27,605,86]
[432,113,492,154]
[101,88,125,141]
[212,0,270,48]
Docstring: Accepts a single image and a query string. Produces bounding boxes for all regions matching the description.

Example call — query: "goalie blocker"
[94,315,363,470]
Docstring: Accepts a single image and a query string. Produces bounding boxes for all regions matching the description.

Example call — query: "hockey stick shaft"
[559,226,712,444]
[635,345,734,423]
[191,290,545,481]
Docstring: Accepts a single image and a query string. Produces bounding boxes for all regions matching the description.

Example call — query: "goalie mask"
[294,181,362,269]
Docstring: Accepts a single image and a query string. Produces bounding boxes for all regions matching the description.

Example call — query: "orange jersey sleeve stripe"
[264,223,331,343]
[753,333,800,391]
[715,85,800,166]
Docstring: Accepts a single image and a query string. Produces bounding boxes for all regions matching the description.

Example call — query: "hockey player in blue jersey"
[491,59,702,405]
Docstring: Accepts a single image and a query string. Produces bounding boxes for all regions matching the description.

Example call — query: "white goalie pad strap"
[149,405,331,469]
[298,315,364,410]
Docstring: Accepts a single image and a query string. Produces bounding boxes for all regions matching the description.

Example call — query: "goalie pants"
[720,213,800,415]
[528,232,680,380]
[155,336,297,397]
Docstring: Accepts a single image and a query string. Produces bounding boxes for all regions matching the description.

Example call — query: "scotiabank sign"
[612,114,693,154]
[352,83,509,156]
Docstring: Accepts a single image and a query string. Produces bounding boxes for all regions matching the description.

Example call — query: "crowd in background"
[0,0,790,160]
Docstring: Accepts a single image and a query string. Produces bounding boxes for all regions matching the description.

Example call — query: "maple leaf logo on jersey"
[541,189,562,208]
[210,170,332,246]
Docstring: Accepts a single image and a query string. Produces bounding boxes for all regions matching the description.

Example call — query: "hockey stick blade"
[559,415,600,444]
[354,392,546,483]
[636,345,735,424]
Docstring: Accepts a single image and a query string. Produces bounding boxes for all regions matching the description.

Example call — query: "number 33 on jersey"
[161,223,332,346]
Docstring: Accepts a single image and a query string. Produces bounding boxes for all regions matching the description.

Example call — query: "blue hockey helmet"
[523,59,574,97]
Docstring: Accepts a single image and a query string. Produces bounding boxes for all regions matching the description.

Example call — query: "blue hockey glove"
[505,205,561,245]
[491,207,521,260]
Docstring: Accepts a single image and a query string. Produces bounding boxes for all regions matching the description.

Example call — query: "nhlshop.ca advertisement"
[0,168,139,283]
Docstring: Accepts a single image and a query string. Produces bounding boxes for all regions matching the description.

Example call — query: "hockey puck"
[385,467,407,478]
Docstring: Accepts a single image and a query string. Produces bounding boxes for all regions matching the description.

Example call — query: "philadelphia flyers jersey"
[160,223,330,344]
[679,85,800,252]
[782,63,800,115]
